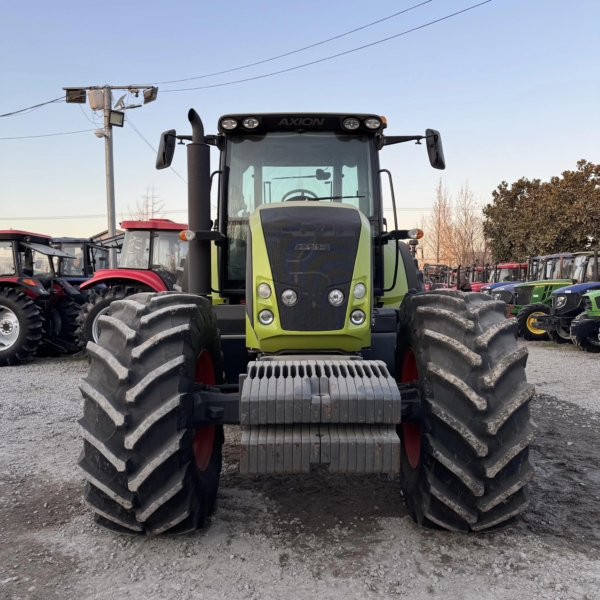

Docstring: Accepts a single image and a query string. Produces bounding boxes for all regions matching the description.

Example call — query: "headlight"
[242,117,259,129]
[492,293,501,300]
[353,283,366,299]
[343,117,360,130]
[555,296,567,309]
[328,289,345,306]
[220,118,237,130]
[364,118,381,129]
[350,309,366,325]
[257,283,271,299]
[281,289,298,306]
[258,310,274,325]
[482,289,491,295]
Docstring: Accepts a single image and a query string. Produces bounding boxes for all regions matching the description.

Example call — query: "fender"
[79,269,168,292]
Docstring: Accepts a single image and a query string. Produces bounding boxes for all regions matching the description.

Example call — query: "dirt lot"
[1,341,599,600]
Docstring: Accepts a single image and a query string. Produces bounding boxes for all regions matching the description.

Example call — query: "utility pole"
[63,84,159,267]
[103,86,117,266]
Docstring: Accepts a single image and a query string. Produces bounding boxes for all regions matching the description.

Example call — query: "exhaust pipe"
[187,109,211,295]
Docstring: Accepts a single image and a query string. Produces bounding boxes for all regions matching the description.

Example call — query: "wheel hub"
[193,350,216,472]
[526,312,546,335]
[0,309,19,349]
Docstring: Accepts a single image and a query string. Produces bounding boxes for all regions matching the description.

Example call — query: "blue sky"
[1,0,598,237]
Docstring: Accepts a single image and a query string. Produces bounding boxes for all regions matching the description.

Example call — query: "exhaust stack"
[187,109,211,295]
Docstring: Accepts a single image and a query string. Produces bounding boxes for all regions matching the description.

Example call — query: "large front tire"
[397,290,536,532]
[517,303,550,341]
[76,286,137,349]
[78,291,224,535]
[571,312,600,353]
[0,288,43,366]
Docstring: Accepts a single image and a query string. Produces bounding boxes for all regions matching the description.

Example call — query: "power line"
[0,129,95,140]
[163,1,491,93]
[2,206,455,222]
[125,114,188,184]
[1,208,189,222]
[151,0,432,85]
[0,96,64,118]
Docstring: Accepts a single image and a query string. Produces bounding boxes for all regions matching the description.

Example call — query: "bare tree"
[128,185,165,221]
[422,179,453,264]
[421,180,490,270]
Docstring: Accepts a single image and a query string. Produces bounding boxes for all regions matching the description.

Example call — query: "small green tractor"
[77,111,535,535]
[570,289,600,352]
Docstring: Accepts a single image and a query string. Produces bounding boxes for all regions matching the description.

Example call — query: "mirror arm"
[383,135,424,146]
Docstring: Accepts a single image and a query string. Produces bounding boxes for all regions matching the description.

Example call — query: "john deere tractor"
[513,253,577,340]
[532,252,600,344]
[77,111,535,535]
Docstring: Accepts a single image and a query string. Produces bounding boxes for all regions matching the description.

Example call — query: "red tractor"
[0,230,82,365]
[76,219,188,347]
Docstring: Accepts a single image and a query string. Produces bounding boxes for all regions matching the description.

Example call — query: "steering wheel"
[282,189,319,202]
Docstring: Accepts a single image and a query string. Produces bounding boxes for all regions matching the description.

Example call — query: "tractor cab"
[0,230,82,362]
[51,237,116,288]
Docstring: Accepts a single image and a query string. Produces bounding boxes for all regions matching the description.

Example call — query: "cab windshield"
[18,247,54,278]
[551,257,575,279]
[496,268,519,282]
[0,241,15,276]
[227,132,375,217]
[572,255,596,283]
[119,230,188,275]
[56,243,85,276]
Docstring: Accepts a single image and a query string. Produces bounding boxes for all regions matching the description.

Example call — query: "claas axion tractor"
[78,111,535,535]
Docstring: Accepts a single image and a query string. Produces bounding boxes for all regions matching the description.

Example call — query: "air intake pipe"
[187,109,211,295]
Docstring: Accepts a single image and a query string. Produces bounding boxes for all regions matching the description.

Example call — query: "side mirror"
[156,129,177,170]
[426,129,445,170]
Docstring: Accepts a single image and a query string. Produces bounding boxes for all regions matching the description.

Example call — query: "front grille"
[260,206,361,332]
[555,293,582,315]
[497,290,514,304]
[513,287,534,306]
[584,297,593,312]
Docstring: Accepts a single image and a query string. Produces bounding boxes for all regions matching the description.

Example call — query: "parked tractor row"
[481,252,600,352]
[0,219,189,366]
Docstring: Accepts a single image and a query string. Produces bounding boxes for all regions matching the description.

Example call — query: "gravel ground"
[1,343,599,600]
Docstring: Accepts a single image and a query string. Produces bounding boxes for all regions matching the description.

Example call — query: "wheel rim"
[0,307,20,350]
[556,326,571,340]
[526,312,546,335]
[401,348,421,470]
[193,349,216,472]
[92,306,112,343]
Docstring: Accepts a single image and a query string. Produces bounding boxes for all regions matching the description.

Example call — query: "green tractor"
[571,289,600,352]
[77,111,535,536]
[513,253,577,340]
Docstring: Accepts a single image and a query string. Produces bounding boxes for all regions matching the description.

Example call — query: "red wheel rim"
[192,350,215,472]
[401,348,421,470]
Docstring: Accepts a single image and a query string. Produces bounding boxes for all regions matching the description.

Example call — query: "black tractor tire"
[52,296,81,345]
[517,303,550,341]
[78,291,224,535]
[571,312,600,353]
[76,286,137,349]
[396,289,536,532]
[548,327,572,345]
[0,288,43,366]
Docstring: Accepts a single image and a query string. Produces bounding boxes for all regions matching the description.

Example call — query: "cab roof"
[120,219,187,231]
[0,230,52,244]
[217,113,386,135]
[52,237,94,244]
